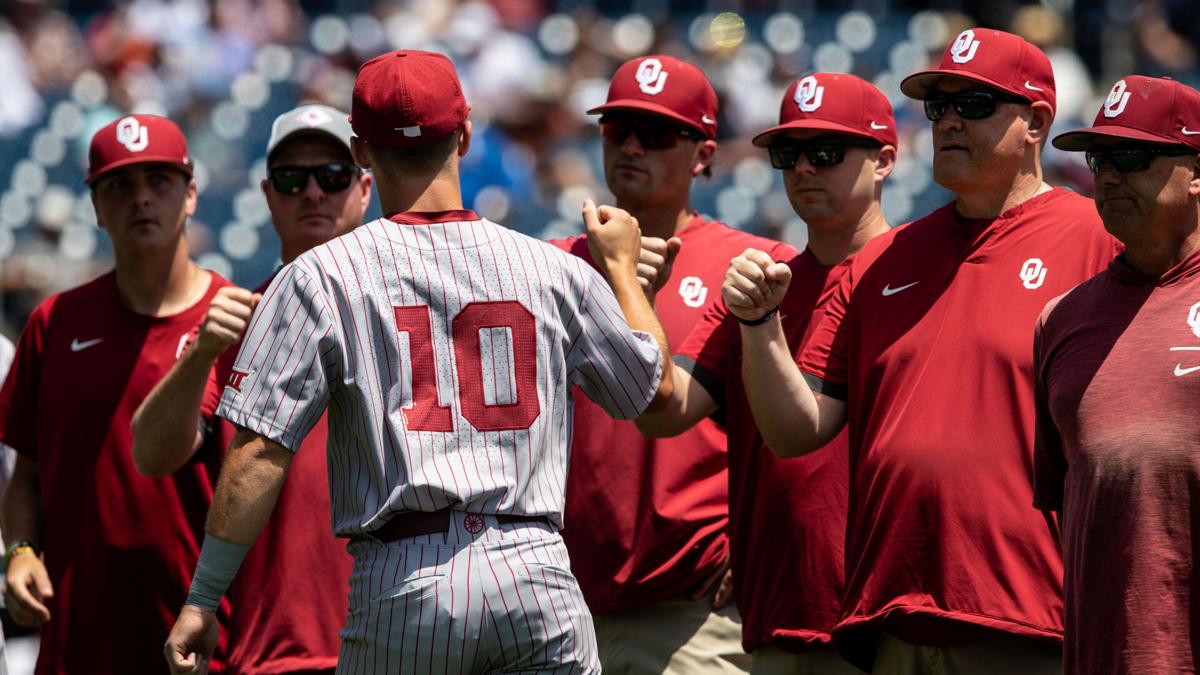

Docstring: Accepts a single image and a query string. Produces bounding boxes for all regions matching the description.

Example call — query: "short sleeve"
[797,261,852,401]
[565,262,663,420]
[675,295,731,405]
[1032,305,1067,512]
[217,262,341,452]
[0,304,50,457]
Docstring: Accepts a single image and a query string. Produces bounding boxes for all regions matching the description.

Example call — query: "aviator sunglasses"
[268,163,362,195]
[600,117,703,150]
[923,90,1030,122]
[767,138,881,170]
[1084,146,1197,174]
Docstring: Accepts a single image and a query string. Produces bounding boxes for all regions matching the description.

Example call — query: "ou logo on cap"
[794,76,825,113]
[950,30,980,64]
[115,117,149,153]
[636,58,668,96]
[1103,80,1132,118]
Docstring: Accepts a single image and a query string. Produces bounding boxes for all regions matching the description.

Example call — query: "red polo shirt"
[677,247,851,653]
[799,188,1118,668]
[1034,249,1200,675]
[0,271,231,675]
[552,215,790,611]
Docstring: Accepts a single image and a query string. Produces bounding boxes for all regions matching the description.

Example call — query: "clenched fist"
[637,236,683,297]
[583,199,642,284]
[722,248,792,323]
[192,287,262,359]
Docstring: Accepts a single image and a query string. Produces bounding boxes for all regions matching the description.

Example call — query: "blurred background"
[0,0,1197,340]
[0,0,1198,670]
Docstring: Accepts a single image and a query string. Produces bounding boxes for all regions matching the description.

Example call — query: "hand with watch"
[4,538,53,626]
[722,248,791,326]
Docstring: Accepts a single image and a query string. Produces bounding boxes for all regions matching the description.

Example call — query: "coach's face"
[263,134,373,263]
[930,78,1045,194]
[1091,139,1200,247]
[601,113,714,209]
[91,163,196,254]
[774,130,894,231]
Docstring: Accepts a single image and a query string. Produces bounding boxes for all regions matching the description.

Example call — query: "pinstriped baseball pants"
[337,511,600,674]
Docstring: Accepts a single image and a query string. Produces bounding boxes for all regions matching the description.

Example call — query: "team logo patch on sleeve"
[226,367,254,396]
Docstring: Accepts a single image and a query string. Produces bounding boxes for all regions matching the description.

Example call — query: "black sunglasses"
[767,138,881,170]
[268,163,362,195]
[1084,146,1197,174]
[600,117,702,150]
[923,90,1030,121]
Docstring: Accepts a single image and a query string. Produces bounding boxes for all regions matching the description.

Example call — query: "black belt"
[365,508,551,543]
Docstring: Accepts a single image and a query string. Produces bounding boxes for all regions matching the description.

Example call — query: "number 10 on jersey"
[393,301,540,433]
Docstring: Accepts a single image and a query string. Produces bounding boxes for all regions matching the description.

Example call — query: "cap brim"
[900,70,1027,102]
[752,120,885,147]
[267,128,353,161]
[587,100,709,136]
[1052,125,1193,151]
[86,156,193,186]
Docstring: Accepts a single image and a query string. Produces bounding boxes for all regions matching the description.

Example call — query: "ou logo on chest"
[678,276,708,308]
[1020,258,1047,290]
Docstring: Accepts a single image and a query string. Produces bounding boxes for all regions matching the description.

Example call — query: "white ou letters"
[678,276,708,308]
[950,30,980,64]
[1103,79,1131,118]
[636,58,668,95]
[116,117,149,152]
[1020,258,1047,290]
[794,76,825,112]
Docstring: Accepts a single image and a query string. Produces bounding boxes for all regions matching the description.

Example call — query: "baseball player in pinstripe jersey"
[165,49,673,674]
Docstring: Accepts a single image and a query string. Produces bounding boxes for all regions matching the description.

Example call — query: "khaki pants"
[592,597,752,674]
[752,645,865,675]
[872,633,1061,675]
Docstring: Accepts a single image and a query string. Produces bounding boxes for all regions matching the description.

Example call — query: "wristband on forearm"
[735,305,780,326]
[186,535,250,612]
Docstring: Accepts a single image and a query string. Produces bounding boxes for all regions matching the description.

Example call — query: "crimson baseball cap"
[86,114,192,186]
[752,73,897,148]
[588,55,719,140]
[1053,76,1200,152]
[900,28,1056,114]
[350,49,469,149]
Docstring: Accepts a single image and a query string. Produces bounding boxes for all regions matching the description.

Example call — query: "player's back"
[222,210,661,539]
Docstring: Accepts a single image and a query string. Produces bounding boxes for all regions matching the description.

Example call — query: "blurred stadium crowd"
[0,0,1197,340]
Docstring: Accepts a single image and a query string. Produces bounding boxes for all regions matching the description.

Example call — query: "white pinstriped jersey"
[217,214,662,536]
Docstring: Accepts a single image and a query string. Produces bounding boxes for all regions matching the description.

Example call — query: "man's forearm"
[206,429,292,544]
[635,366,717,438]
[741,315,836,457]
[608,271,674,408]
[3,456,42,547]
[131,346,218,477]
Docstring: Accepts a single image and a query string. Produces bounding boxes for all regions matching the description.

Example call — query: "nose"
[791,153,818,176]
[1093,159,1123,188]
[934,105,964,133]
[302,173,325,201]
[621,131,644,157]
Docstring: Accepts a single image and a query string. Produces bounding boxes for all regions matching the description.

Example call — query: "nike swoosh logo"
[1182,127,1200,135]
[1174,364,1200,377]
[1024,81,1044,92]
[881,281,919,296]
[70,337,103,352]
[701,115,716,125]
[870,121,888,130]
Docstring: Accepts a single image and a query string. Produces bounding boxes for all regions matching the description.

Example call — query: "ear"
[458,120,473,158]
[358,171,374,211]
[90,190,107,231]
[260,177,270,198]
[184,178,198,218]
[692,139,716,177]
[874,145,897,183]
[350,136,373,169]
[1026,101,1054,147]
